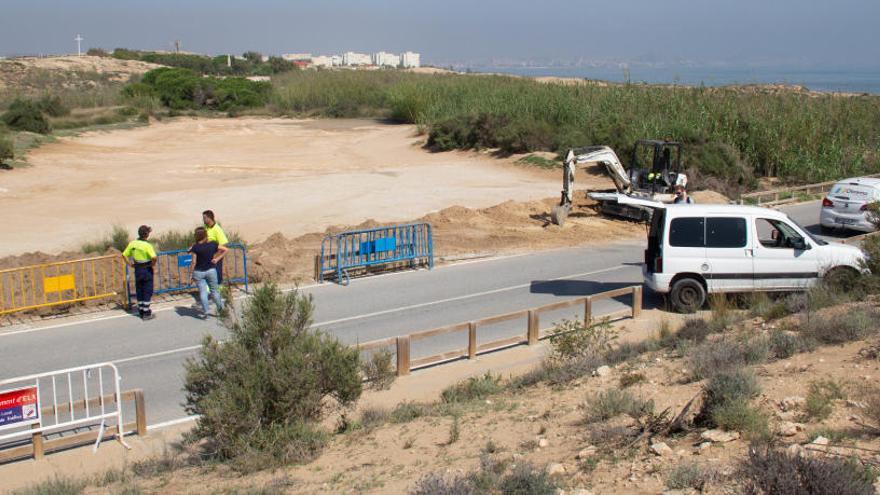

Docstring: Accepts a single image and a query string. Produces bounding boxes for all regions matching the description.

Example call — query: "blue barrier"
[125,243,249,306]
[318,223,433,285]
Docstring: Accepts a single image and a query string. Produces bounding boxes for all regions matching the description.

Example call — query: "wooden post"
[527,310,539,345]
[632,286,643,318]
[396,336,411,376]
[31,423,43,460]
[468,322,477,359]
[583,297,593,325]
[134,390,147,437]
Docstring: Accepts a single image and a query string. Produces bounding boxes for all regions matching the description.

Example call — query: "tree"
[183,284,362,470]
[2,99,51,134]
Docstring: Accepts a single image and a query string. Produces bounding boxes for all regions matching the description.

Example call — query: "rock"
[695,442,712,453]
[847,400,868,409]
[812,435,830,446]
[663,490,698,495]
[701,429,740,443]
[779,396,806,412]
[594,365,612,377]
[651,442,674,457]
[546,463,566,476]
[777,421,803,437]
[576,446,597,459]
[786,444,804,456]
[538,438,549,448]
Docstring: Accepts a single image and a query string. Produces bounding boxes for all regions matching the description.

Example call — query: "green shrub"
[152,229,194,251]
[358,406,390,429]
[768,330,812,359]
[81,225,130,254]
[2,98,51,134]
[391,401,430,423]
[801,308,877,345]
[12,477,85,495]
[584,388,654,423]
[688,335,769,381]
[213,77,271,110]
[441,373,502,403]
[711,400,770,439]
[696,368,761,426]
[409,472,473,495]
[666,461,713,491]
[547,318,616,360]
[619,372,647,388]
[804,379,847,421]
[361,348,396,390]
[675,318,713,344]
[183,284,362,470]
[37,94,70,117]
[499,463,558,495]
[0,132,13,166]
[739,445,875,495]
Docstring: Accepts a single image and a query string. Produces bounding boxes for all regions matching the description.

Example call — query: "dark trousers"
[134,265,154,316]
[215,259,223,284]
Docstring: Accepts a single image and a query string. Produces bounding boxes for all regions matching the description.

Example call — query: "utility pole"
[74,34,83,56]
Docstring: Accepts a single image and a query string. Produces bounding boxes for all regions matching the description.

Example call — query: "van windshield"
[787,216,827,246]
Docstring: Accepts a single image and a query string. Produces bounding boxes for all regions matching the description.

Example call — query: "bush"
[0,132,13,166]
[37,94,70,117]
[391,401,430,423]
[547,318,616,360]
[688,335,769,381]
[711,400,770,439]
[768,330,812,359]
[675,318,713,344]
[213,77,272,110]
[441,373,503,403]
[361,348,396,390]
[499,463,558,495]
[358,406,390,429]
[738,445,875,495]
[666,461,713,491]
[183,284,362,470]
[2,98,51,134]
[409,472,473,495]
[81,225,130,254]
[12,477,85,495]
[804,379,847,421]
[696,368,761,426]
[802,308,877,345]
[619,372,647,388]
[584,388,654,423]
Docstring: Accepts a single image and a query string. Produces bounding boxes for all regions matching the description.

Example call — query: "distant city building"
[282,53,312,62]
[373,51,400,67]
[331,55,343,66]
[311,55,334,68]
[400,51,420,68]
[342,51,372,66]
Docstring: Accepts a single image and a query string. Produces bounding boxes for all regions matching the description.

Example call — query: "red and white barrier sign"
[0,385,40,431]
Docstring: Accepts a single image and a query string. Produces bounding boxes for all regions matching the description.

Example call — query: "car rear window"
[830,184,879,201]
[669,217,704,247]
[706,217,747,248]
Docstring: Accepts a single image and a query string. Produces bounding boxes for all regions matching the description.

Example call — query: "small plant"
[441,373,502,403]
[519,439,539,452]
[801,309,876,345]
[696,368,761,426]
[11,477,85,495]
[447,414,461,445]
[666,461,713,491]
[517,154,558,169]
[482,439,500,454]
[675,318,713,344]
[547,318,616,360]
[358,406,390,429]
[768,329,811,359]
[711,400,771,439]
[390,401,430,423]
[738,445,875,495]
[0,132,13,167]
[361,349,396,390]
[498,462,558,495]
[409,472,472,495]
[81,225,131,254]
[619,372,647,388]
[804,379,847,421]
[584,388,654,423]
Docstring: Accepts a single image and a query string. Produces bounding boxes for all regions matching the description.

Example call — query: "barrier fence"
[0,255,126,316]
[740,173,880,207]
[356,285,642,376]
[125,243,249,306]
[317,223,433,285]
[0,363,146,462]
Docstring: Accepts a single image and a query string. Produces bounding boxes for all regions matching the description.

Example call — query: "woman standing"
[189,227,227,317]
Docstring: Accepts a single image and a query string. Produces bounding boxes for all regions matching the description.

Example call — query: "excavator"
[550,139,688,225]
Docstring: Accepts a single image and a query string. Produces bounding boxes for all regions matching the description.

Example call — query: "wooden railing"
[357,286,643,376]
[0,389,146,463]
[740,174,880,207]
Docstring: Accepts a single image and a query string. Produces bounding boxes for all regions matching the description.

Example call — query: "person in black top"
[189,227,228,317]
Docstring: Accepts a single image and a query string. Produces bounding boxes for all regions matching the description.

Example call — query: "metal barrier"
[317,223,433,285]
[0,363,140,461]
[355,285,643,376]
[0,255,126,316]
[125,243,249,306]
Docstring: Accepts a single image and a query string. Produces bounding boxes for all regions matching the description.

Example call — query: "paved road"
[0,200,854,427]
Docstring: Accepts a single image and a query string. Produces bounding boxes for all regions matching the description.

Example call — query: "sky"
[2,0,878,68]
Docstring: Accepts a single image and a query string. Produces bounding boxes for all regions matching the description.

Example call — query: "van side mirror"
[791,237,809,250]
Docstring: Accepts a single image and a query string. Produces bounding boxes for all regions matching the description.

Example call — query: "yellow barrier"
[0,255,126,315]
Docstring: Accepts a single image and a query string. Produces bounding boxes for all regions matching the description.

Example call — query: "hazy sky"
[2,0,878,67]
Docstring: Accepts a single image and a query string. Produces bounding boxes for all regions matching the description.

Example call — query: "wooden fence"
[0,389,146,463]
[357,286,643,376]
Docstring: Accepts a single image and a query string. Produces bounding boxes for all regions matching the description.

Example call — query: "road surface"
[0,200,853,427]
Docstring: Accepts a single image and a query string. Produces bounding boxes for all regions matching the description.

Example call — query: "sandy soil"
[0,118,568,257]
[0,55,160,93]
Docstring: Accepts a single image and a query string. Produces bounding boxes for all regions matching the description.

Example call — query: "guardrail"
[0,255,127,316]
[125,243,249,306]
[317,223,433,285]
[740,173,880,207]
[356,285,642,376]
[841,231,880,246]
[0,363,147,462]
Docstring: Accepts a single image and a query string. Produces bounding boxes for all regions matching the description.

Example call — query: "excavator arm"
[552,146,633,226]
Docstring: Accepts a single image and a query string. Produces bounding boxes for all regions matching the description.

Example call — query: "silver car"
[820,177,880,233]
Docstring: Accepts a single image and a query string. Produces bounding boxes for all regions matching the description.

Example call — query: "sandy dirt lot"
[0,118,566,257]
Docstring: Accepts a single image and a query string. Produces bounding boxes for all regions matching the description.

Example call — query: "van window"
[669,217,704,247]
[706,217,747,248]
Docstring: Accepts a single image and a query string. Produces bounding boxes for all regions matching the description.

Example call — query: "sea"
[463,66,880,95]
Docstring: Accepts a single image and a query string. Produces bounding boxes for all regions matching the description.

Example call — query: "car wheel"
[670,278,706,314]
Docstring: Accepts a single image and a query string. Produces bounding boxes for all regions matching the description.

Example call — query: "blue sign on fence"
[177,254,193,268]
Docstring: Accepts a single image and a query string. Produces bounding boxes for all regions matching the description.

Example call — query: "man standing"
[123,225,158,320]
[202,210,228,283]
[673,185,694,204]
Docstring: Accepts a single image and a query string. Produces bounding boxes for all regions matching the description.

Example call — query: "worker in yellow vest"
[202,210,228,283]
[122,225,158,320]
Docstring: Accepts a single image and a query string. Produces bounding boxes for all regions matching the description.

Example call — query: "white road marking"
[88,264,633,366]
[147,415,199,431]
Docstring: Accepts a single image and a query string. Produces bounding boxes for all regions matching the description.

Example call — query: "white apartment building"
[282,53,312,61]
[373,51,401,67]
[311,55,334,68]
[342,51,372,66]
[400,51,420,68]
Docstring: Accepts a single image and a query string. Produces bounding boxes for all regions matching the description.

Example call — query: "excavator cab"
[629,140,682,193]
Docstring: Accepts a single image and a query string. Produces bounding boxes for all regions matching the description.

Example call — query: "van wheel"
[670,278,706,313]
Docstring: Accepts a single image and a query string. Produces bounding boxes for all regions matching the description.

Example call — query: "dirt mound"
[0,56,161,94]
[691,190,731,204]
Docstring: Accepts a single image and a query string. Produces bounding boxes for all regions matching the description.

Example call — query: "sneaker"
[142,313,156,321]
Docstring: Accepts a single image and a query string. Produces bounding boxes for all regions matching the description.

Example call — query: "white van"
[601,196,866,313]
